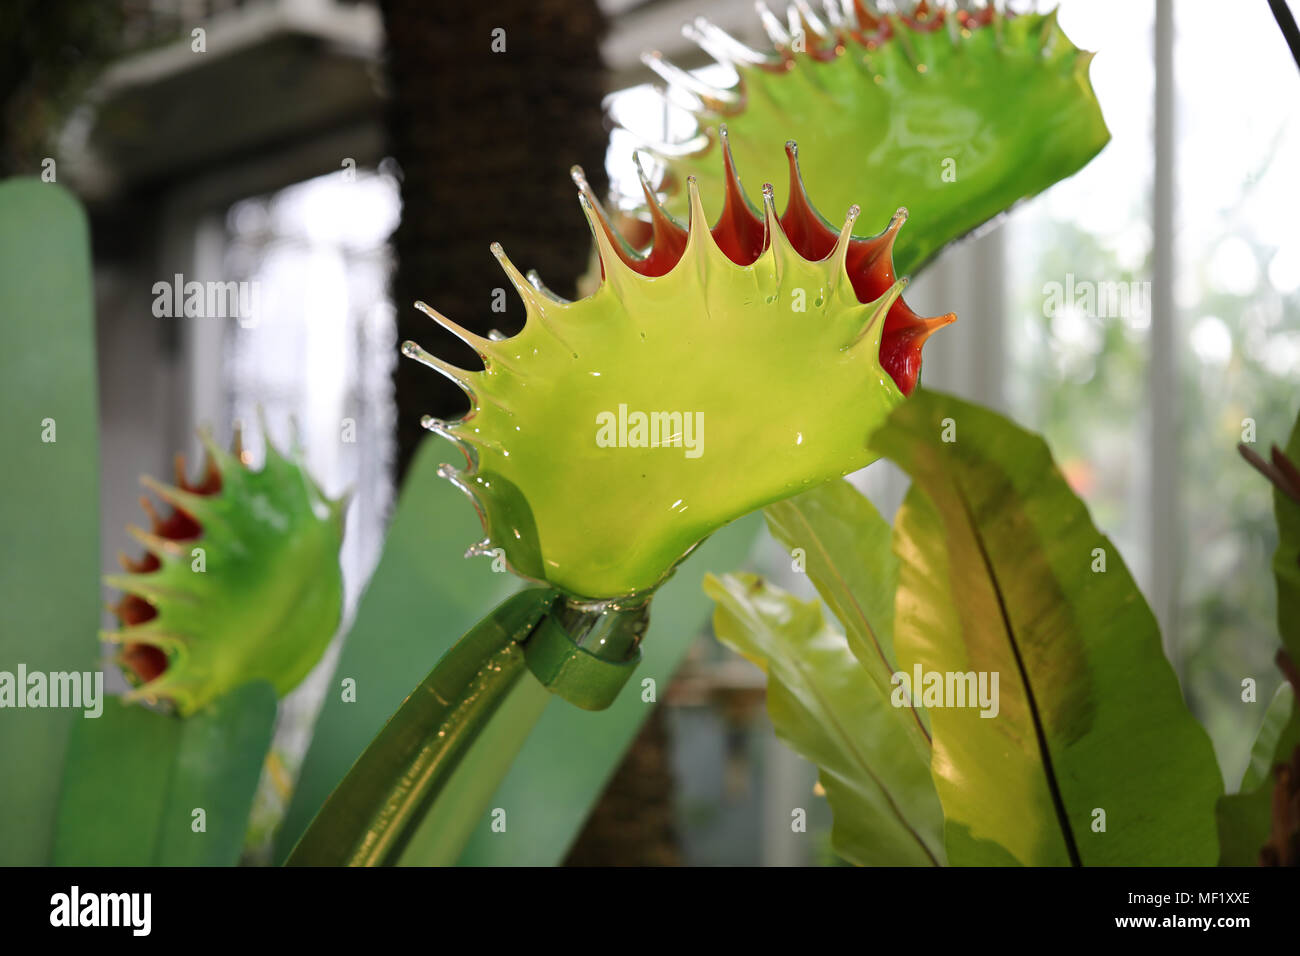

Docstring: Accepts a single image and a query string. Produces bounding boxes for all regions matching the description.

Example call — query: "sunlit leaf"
[875,389,1222,865]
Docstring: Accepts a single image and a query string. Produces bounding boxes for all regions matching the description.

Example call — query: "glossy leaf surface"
[876,389,1221,865]
[707,572,943,865]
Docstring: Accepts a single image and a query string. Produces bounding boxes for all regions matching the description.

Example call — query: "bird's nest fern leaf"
[105,427,346,717]
[403,140,954,601]
[624,0,1110,274]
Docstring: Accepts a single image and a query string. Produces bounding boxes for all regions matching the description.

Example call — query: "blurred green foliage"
[1010,215,1297,785]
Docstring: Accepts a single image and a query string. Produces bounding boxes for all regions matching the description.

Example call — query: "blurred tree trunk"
[0,0,122,175]
[379,0,610,481]
[379,0,682,867]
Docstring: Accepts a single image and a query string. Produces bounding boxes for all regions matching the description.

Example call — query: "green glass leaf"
[394,671,551,867]
[286,588,555,866]
[641,5,1110,276]
[706,572,944,865]
[53,699,173,866]
[0,179,99,864]
[874,389,1222,865]
[52,681,276,865]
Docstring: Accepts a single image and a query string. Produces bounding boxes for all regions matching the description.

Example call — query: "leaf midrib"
[776,504,932,746]
[952,481,1083,867]
[780,630,942,867]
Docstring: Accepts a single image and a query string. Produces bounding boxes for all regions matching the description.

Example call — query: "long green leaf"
[156,682,279,864]
[286,588,554,866]
[706,572,944,866]
[764,480,928,755]
[52,700,175,866]
[0,180,100,864]
[875,389,1222,865]
[53,681,277,865]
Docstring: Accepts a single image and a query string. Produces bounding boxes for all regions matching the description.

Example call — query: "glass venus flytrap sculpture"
[287,0,1115,866]
[295,1,1117,863]
[402,134,953,605]
[105,426,345,717]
